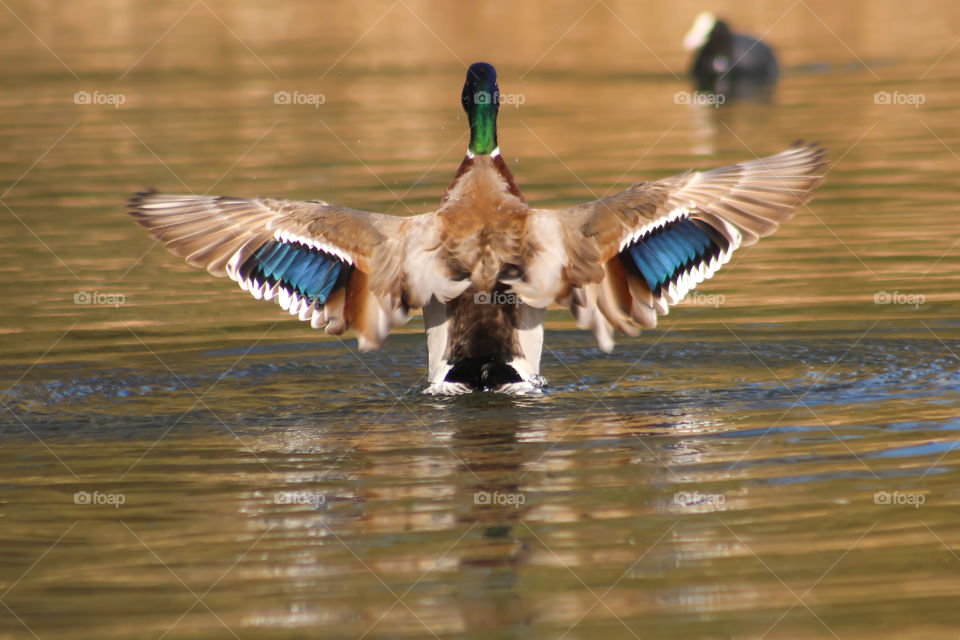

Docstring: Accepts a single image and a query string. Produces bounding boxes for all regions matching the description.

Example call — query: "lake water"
[2,1,960,638]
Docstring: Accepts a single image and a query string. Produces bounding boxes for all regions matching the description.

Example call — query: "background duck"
[684,11,779,98]
[128,62,826,395]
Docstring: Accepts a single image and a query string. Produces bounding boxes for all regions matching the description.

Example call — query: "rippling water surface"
[2,1,960,638]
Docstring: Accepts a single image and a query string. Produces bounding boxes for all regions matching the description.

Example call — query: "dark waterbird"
[684,11,779,98]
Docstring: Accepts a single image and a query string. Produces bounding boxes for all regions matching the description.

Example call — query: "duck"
[128,62,826,395]
[684,11,779,96]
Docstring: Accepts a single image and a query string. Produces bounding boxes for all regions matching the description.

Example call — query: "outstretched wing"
[554,143,828,350]
[128,191,409,350]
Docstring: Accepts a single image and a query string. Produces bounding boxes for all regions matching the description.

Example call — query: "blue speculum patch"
[243,240,347,304]
[622,217,725,295]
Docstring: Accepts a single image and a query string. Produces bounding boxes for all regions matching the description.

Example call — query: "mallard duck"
[128,62,825,394]
[684,12,779,95]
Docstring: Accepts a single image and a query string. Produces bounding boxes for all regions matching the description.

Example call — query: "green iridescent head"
[461,62,499,155]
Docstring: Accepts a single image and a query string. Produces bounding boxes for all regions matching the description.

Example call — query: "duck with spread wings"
[128,62,827,394]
